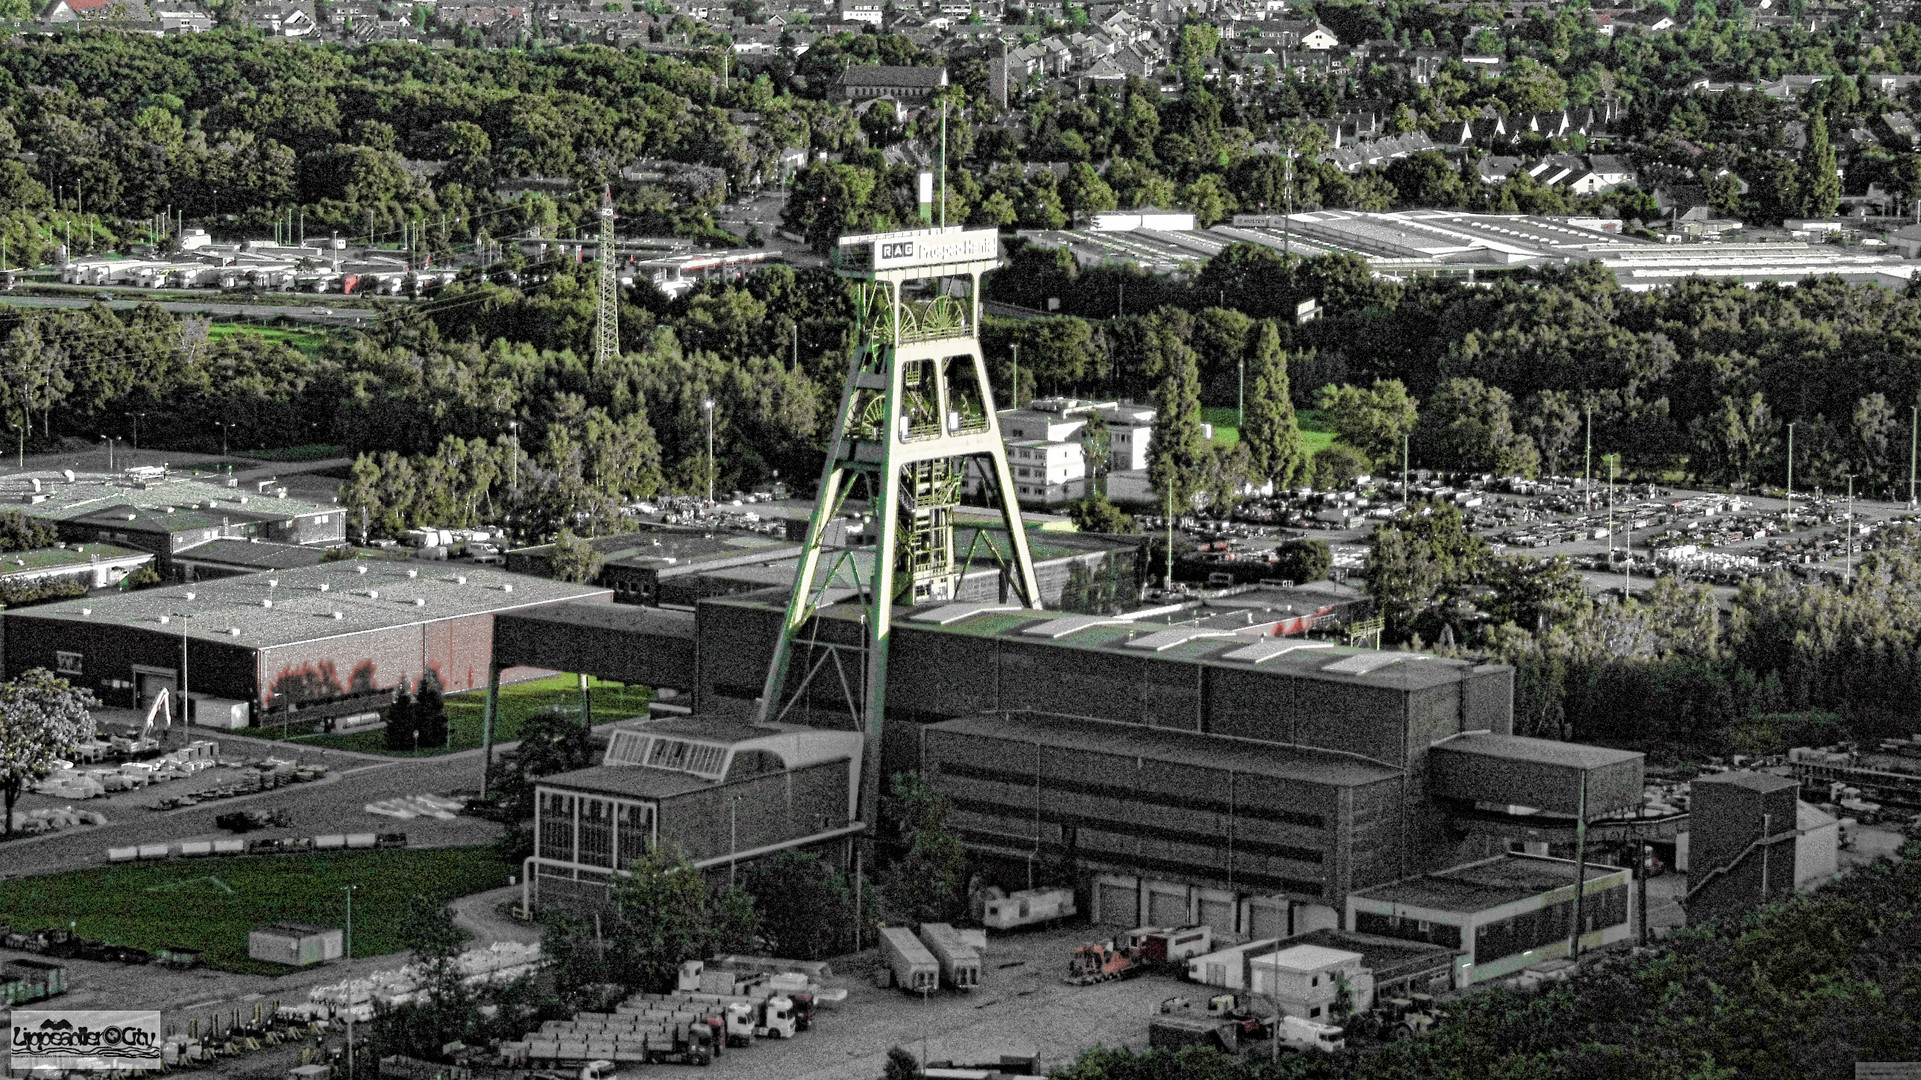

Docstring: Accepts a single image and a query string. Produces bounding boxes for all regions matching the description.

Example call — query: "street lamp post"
[340,885,356,1080]
[1786,421,1795,510]
[132,411,147,451]
[702,398,716,504]
[1010,343,1019,409]
[217,422,233,457]
[508,421,519,502]
[1847,473,1857,583]
[103,436,119,471]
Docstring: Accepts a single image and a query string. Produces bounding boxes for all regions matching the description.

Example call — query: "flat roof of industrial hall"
[928,711,1404,787]
[1349,853,1620,913]
[5,561,610,647]
[1,469,335,524]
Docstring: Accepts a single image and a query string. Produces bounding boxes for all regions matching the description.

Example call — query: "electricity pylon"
[595,185,619,369]
[757,226,1043,830]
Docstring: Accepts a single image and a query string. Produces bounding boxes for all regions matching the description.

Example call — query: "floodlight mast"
[756,225,1043,838]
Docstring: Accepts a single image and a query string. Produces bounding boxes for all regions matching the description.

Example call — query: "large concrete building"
[501,592,1648,942]
[1,561,609,727]
[1,467,346,574]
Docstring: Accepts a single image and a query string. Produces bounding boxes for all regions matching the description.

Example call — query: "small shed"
[248,923,344,967]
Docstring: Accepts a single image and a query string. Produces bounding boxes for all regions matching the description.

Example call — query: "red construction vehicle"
[1205,993,1273,1043]
[1065,938,1148,985]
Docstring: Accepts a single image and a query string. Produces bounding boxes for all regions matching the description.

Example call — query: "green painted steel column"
[578,671,591,729]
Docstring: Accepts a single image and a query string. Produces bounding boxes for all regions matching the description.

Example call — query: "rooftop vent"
[80,608,91,616]
[366,590,379,600]
[267,579,278,588]
[500,583,514,593]
[412,598,426,607]
[157,615,170,625]
[183,591,196,601]
[454,575,467,585]
[260,599,273,609]
[318,582,330,592]
[406,569,418,579]
[355,564,368,575]
[228,627,241,636]
[331,611,343,620]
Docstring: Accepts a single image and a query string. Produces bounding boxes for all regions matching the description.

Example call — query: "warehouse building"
[484,591,1646,937]
[506,525,802,607]
[1,561,609,726]
[524,717,863,915]
[0,543,153,592]
[1346,852,1634,984]
[1,468,345,573]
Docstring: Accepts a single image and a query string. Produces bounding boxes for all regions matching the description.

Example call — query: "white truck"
[878,926,940,993]
[1279,1015,1346,1052]
[917,923,982,991]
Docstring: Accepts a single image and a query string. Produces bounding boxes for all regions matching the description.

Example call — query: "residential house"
[153,0,212,29]
[244,1,318,35]
[834,65,948,100]
[1880,111,1920,149]
[839,0,882,23]
[40,0,153,21]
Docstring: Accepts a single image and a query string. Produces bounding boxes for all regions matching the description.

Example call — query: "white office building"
[974,397,1154,506]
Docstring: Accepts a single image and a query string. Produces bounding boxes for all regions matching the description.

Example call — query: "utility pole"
[1607,453,1616,572]
[1847,473,1856,583]
[792,323,799,373]
[104,436,118,471]
[939,99,948,228]
[508,421,519,502]
[1238,354,1245,431]
[1165,485,1175,591]
[1584,403,1593,510]
[341,884,356,1080]
[1010,343,1019,408]
[1910,404,1917,510]
[1402,431,1409,507]
[1786,421,1795,509]
[703,398,717,503]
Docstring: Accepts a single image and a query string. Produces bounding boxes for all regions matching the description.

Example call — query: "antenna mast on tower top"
[595,185,619,369]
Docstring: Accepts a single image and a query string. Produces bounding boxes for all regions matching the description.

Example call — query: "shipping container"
[917,923,982,990]
[878,926,939,993]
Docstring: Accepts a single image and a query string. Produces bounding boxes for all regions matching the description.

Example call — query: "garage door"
[1147,888,1187,928]
[1097,883,1137,926]
[137,672,177,711]
[1247,901,1287,940]
[1197,897,1235,936]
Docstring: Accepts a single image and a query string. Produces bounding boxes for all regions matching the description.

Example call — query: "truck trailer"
[917,923,982,991]
[878,927,940,993]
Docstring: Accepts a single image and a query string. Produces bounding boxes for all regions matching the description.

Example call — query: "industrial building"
[1,561,609,726]
[506,525,803,607]
[1681,771,1803,923]
[1,468,346,573]
[1019,209,1921,289]
[500,588,1654,953]
[1346,853,1635,984]
[523,717,863,914]
[0,543,153,592]
[968,397,1157,507]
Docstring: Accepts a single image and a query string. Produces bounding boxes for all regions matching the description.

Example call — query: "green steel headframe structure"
[756,225,1043,828]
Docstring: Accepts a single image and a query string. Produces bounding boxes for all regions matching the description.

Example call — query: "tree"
[1061,161,1117,226]
[1364,501,1492,639]
[413,671,448,749]
[1239,322,1310,489]
[485,705,595,857]
[0,510,56,552]
[1484,556,1590,631]
[1415,376,1540,476]
[1310,443,1370,490]
[741,850,858,960]
[1148,344,1207,510]
[608,842,759,992]
[1798,110,1840,218]
[0,669,94,837]
[884,1045,923,1080]
[1316,380,1418,469]
[1069,494,1137,533]
[1271,538,1331,583]
[374,896,478,1060]
[383,691,419,751]
[878,773,966,924]
[549,528,604,584]
[1525,390,1583,478]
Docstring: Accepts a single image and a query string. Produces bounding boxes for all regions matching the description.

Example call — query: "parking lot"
[695,925,1183,1079]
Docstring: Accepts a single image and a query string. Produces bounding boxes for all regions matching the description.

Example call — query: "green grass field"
[0,848,513,974]
[234,443,347,463]
[206,323,333,356]
[268,674,654,755]
[1200,407,1337,457]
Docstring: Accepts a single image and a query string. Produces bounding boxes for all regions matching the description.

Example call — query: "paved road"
[0,292,381,325]
[4,735,501,879]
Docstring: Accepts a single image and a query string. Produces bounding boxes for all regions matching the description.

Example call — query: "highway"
[0,292,384,325]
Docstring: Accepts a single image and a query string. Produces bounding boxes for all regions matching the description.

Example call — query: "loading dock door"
[1097,883,1138,926]
[137,671,177,712]
[1147,889,1187,928]
[1198,897,1235,936]
[1247,901,1287,940]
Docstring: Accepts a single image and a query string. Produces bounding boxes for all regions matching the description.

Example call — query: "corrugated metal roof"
[911,602,1023,625]
[1219,639,1335,664]
[1320,651,1409,675]
[1021,614,1128,638]
[1122,627,1241,652]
